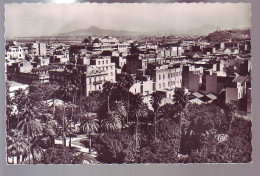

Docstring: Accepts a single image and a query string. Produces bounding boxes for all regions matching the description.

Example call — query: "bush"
[40,147,83,164]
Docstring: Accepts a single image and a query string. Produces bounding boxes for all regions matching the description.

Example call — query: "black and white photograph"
[4,2,252,164]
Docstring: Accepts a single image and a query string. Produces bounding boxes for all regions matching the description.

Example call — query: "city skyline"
[5,3,251,37]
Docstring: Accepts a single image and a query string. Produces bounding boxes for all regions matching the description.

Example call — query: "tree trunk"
[51,136,55,147]
[135,116,139,151]
[154,112,157,140]
[27,117,31,164]
[89,133,92,154]
[62,102,66,147]
[108,96,110,112]
[52,98,55,116]
[17,114,20,129]
[127,91,130,123]
[69,136,72,149]
[22,154,26,163]
[63,136,66,147]
[32,148,35,164]
[17,155,20,164]
[177,111,183,157]
[229,115,233,131]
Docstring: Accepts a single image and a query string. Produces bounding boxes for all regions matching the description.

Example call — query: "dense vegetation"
[204,29,250,42]
[6,79,252,164]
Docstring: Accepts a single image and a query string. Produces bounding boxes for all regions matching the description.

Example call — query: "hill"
[203,29,251,42]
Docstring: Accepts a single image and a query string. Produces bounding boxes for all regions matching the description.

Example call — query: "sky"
[5,2,251,37]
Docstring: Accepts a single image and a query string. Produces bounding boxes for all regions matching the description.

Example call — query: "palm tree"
[31,146,44,163]
[58,81,75,147]
[71,69,83,114]
[112,101,127,125]
[173,88,188,156]
[29,112,58,163]
[150,92,163,140]
[132,94,148,150]
[7,87,51,164]
[7,129,29,164]
[101,111,122,132]
[12,88,28,129]
[6,82,13,131]
[15,95,42,164]
[224,103,236,130]
[102,81,117,112]
[56,118,75,149]
[80,113,99,154]
[43,118,58,147]
[118,75,134,123]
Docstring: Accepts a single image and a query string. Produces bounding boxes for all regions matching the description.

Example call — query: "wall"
[226,87,238,103]
[205,73,218,94]
[189,72,200,92]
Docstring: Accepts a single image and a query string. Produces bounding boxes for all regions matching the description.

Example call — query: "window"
[111,72,113,76]
[98,61,100,65]
[168,82,170,86]
[163,74,165,79]
[106,60,108,64]
[159,83,161,89]
[159,75,161,80]
[163,83,165,87]
[168,73,170,78]
[106,67,108,70]
[102,61,104,65]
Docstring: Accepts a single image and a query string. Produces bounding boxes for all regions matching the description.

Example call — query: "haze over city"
[5,3,251,38]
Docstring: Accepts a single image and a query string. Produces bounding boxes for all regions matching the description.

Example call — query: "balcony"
[93,80,103,85]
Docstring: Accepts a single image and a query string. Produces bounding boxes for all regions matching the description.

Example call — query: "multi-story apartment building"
[5,45,25,60]
[32,41,47,56]
[117,42,130,53]
[88,56,116,83]
[49,56,116,96]
[159,46,183,58]
[148,63,183,91]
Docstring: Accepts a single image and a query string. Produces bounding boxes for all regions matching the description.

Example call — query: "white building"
[150,64,183,91]
[5,45,25,60]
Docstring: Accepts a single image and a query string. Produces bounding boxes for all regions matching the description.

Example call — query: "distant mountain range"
[54,25,220,37]
[50,25,251,39]
[56,26,141,37]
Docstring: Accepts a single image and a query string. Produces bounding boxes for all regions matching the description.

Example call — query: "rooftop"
[232,75,251,84]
